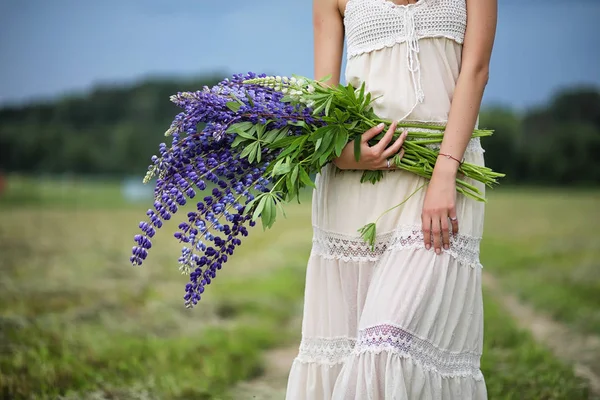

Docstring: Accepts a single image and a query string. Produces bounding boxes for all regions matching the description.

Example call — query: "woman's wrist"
[433,155,460,179]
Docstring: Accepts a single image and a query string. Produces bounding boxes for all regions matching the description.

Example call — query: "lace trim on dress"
[311,225,481,266]
[294,327,484,379]
[356,323,484,379]
[296,336,356,365]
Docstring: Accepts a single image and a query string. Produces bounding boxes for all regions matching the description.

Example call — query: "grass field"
[0,178,597,399]
[482,188,600,336]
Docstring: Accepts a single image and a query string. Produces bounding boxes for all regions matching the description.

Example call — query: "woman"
[285,0,497,398]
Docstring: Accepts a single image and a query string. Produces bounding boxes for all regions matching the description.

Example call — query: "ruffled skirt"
[285,140,488,399]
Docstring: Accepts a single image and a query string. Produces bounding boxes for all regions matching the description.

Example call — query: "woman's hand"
[421,157,460,253]
[333,121,408,170]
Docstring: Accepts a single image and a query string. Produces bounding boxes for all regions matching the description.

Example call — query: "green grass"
[481,188,600,336]
[0,188,313,399]
[0,175,133,209]
[481,291,590,399]
[0,178,597,399]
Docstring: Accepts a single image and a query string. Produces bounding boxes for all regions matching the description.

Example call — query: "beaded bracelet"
[438,152,464,165]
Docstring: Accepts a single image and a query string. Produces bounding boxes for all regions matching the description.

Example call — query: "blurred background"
[0,1,599,399]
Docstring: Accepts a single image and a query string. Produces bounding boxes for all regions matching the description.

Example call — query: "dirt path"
[232,272,600,399]
[231,314,303,399]
[482,271,600,397]
[231,346,298,399]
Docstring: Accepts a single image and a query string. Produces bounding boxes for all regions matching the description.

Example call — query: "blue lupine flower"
[131,72,320,308]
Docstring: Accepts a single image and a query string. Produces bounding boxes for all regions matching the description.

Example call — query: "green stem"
[373,183,428,225]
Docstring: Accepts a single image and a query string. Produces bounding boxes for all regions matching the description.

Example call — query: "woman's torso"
[342,0,467,123]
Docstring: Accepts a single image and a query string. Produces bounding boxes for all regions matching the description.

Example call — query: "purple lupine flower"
[131,72,319,308]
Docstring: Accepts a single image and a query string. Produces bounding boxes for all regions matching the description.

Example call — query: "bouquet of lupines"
[131,72,504,308]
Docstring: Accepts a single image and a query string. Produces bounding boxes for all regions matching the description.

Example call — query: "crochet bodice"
[344,0,467,59]
[343,0,468,122]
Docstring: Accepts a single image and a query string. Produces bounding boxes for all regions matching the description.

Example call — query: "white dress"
[286,0,488,398]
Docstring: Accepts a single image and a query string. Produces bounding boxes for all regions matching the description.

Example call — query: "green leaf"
[359,82,365,103]
[318,152,330,166]
[267,196,277,226]
[314,137,323,151]
[312,101,327,116]
[357,222,377,250]
[232,126,256,140]
[345,84,358,104]
[310,126,332,142]
[251,195,268,222]
[270,135,296,149]
[261,196,273,228]
[318,74,332,83]
[264,128,287,144]
[319,131,334,154]
[275,198,288,218]
[226,101,241,112]
[255,143,262,163]
[248,143,258,164]
[298,166,316,188]
[347,120,359,131]
[286,174,296,199]
[324,96,334,116]
[272,160,292,176]
[291,165,299,186]
[275,127,290,142]
[226,121,253,133]
[354,138,361,162]
[310,93,331,100]
[231,135,247,148]
[334,131,349,157]
[360,170,383,184]
[240,142,256,160]
[256,124,266,140]
[277,136,304,159]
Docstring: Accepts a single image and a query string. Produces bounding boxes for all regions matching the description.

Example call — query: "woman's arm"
[319,0,408,170]
[313,0,345,84]
[421,0,498,252]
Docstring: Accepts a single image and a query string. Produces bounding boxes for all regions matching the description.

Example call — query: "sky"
[0,0,599,110]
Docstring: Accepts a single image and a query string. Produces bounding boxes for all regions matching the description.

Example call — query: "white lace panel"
[356,324,484,379]
[312,225,481,266]
[296,336,356,365]
[344,0,467,59]
[295,327,483,379]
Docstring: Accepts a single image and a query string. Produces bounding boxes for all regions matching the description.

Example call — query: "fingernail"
[444,244,449,250]
[435,248,441,254]
[403,129,409,137]
[377,123,384,129]
[425,244,431,250]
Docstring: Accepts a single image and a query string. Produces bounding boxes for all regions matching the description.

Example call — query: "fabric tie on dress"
[398,5,425,122]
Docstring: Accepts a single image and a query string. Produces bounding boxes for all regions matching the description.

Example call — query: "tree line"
[0,76,599,184]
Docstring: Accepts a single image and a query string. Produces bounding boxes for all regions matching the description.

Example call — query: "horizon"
[1,0,599,110]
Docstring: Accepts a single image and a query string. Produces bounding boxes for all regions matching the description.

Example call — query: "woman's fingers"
[441,213,450,250]
[431,217,443,254]
[381,129,408,160]
[361,122,386,143]
[449,211,459,236]
[372,121,398,153]
[422,214,432,250]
